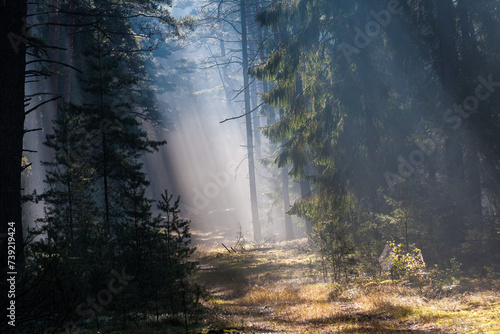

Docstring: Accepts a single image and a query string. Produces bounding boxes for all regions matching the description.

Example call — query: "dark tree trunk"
[437,0,466,259]
[97,36,111,235]
[0,0,28,270]
[457,0,483,219]
[64,0,76,102]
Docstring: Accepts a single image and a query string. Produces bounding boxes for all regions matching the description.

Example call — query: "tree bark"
[250,80,261,159]
[240,0,261,241]
[281,166,294,240]
[457,0,482,219]
[254,0,294,239]
[299,179,313,235]
[0,0,28,269]
[219,38,232,109]
[437,0,466,259]
[64,0,76,102]
[97,35,111,235]
[249,7,261,159]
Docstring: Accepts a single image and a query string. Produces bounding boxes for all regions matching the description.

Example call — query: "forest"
[1,0,500,333]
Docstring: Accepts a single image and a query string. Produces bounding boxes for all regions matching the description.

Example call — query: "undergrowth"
[193,238,500,334]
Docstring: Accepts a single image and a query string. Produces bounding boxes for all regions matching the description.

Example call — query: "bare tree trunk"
[250,80,261,159]
[50,0,60,100]
[219,38,232,108]
[248,10,261,159]
[64,0,76,102]
[281,165,294,240]
[240,0,261,241]
[97,34,111,235]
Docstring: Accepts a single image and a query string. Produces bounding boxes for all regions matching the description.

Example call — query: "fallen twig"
[222,243,233,253]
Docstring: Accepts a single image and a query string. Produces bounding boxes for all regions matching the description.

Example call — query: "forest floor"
[191,234,500,334]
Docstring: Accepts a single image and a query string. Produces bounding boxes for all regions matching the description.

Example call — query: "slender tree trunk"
[248,10,261,159]
[43,0,60,145]
[457,0,483,220]
[295,75,313,235]
[219,38,232,109]
[240,0,261,241]
[0,0,28,270]
[268,11,299,239]
[281,165,294,240]
[437,0,466,259]
[50,0,60,100]
[299,178,313,234]
[63,111,74,245]
[457,1,483,271]
[254,0,275,125]
[254,0,293,239]
[64,0,76,102]
[250,80,261,159]
[97,35,111,235]
[60,1,76,245]
[276,107,294,240]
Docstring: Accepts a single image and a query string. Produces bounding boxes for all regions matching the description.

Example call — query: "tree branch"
[220,101,264,123]
[25,96,62,115]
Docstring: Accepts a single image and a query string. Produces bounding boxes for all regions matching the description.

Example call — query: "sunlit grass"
[238,284,303,305]
[429,292,500,333]
[194,239,500,333]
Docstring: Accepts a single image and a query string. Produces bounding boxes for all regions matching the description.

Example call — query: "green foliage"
[151,190,198,314]
[20,3,196,331]
[313,220,356,282]
[157,190,195,266]
[385,241,426,283]
[253,0,500,277]
[427,258,463,286]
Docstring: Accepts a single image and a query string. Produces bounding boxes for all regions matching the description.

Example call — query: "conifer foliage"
[2,1,199,332]
[252,0,500,277]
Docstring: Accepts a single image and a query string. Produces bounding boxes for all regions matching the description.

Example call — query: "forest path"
[192,237,449,334]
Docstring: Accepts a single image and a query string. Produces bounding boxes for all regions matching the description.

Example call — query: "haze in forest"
[1,0,500,333]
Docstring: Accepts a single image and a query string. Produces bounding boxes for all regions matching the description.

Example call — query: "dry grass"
[238,284,303,306]
[193,239,500,334]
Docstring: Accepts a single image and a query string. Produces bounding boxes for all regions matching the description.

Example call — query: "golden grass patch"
[278,301,342,323]
[237,284,303,306]
[430,292,500,333]
[195,242,500,333]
